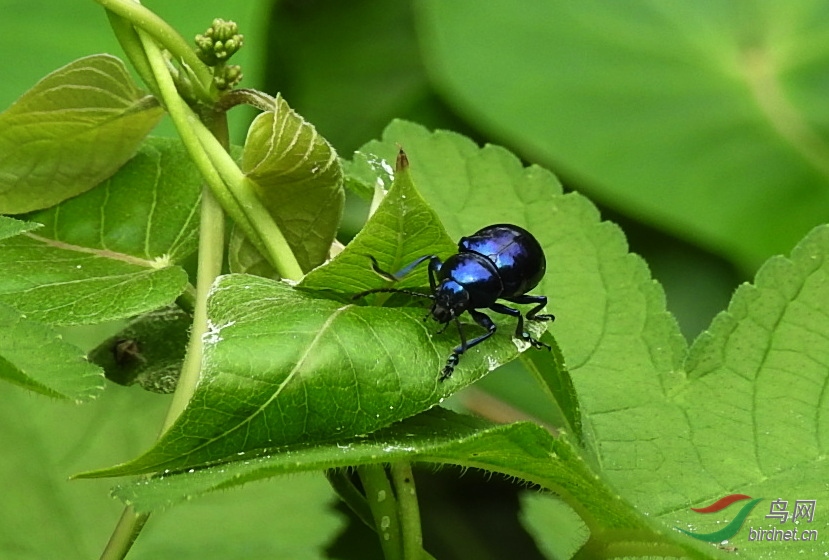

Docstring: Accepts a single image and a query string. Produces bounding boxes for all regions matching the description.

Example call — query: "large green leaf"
[664,225,829,553]
[236,94,344,273]
[0,137,199,325]
[80,274,543,477]
[0,54,162,213]
[415,0,829,270]
[346,122,829,556]
[113,408,710,557]
[79,158,548,476]
[0,303,103,401]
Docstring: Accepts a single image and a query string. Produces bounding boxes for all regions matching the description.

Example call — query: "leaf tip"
[396,147,409,171]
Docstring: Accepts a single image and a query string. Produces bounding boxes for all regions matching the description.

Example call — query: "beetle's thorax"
[431,280,469,323]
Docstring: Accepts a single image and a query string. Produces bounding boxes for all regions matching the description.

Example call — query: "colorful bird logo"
[678,494,762,542]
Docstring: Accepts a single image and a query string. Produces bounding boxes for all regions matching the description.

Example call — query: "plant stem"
[99,23,229,560]
[105,9,158,96]
[325,469,375,529]
[93,0,213,96]
[163,183,224,431]
[189,123,304,280]
[389,463,430,559]
[358,464,403,560]
[137,28,302,281]
[98,506,149,560]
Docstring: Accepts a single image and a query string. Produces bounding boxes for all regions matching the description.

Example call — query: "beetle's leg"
[356,254,442,300]
[427,256,443,292]
[504,294,555,322]
[440,310,496,381]
[369,255,442,282]
[489,302,550,350]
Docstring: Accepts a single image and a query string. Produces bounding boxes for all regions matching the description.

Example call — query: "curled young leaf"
[238,94,344,274]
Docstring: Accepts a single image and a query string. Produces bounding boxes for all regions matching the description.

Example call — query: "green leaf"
[80,151,554,476]
[663,225,829,555]
[0,303,103,401]
[520,332,583,447]
[520,493,590,560]
[0,137,199,325]
[79,273,545,477]
[354,121,829,556]
[88,306,190,394]
[0,54,162,214]
[0,216,41,240]
[300,150,456,295]
[112,408,709,557]
[415,1,829,269]
[237,93,344,273]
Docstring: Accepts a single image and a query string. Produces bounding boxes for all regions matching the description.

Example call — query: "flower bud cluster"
[195,18,244,67]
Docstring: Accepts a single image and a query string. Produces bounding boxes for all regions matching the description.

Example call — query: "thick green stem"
[189,123,304,280]
[98,506,149,560]
[139,29,301,280]
[358,464,403,560]
[162,184,224,431]
[389,463,429,559]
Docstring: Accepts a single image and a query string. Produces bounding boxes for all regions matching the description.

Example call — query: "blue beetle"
[354,224,554,380]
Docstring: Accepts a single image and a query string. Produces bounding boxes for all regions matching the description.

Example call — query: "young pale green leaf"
[0,216,41,240]
[79,274,545,477]
[239,93,344,273]
[300,149,457,295]
[0,137,199,325]
[0,303,103,400]
[88,306,191,394]
[112,407,709,558]
[0,54,162,214]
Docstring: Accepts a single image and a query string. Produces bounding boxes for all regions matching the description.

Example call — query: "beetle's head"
[431,280,469,324]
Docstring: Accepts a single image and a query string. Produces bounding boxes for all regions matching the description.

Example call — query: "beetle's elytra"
[354,224,554,380]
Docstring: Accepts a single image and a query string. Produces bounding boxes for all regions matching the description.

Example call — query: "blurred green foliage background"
[2,1,827,558]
